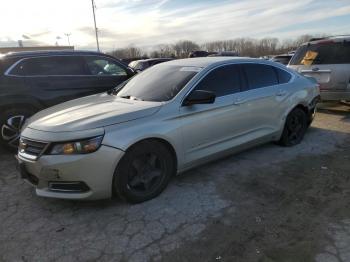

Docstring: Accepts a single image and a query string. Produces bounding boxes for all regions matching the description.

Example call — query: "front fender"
[102,117,184,169]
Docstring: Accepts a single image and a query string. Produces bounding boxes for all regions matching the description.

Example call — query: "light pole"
[64,33,71,46]
[91,0,100,52]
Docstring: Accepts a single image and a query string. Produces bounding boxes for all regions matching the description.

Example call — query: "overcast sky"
[1,0,350,51]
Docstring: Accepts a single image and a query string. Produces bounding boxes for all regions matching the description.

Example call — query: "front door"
[179,64,244,165]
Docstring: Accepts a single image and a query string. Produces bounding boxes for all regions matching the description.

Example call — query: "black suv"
[0,50,134,149]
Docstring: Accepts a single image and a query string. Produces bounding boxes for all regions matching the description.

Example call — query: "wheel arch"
[111,137,178,200]
[294,104,309,115]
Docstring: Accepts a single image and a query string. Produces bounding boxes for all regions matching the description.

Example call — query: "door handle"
[233,98,246,105]
[276,90,287,97]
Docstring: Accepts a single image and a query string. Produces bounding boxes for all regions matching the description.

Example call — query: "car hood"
[27,93,163,132]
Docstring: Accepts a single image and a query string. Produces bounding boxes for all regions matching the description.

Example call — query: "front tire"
[278,108,308,147]
[113,140,175,203]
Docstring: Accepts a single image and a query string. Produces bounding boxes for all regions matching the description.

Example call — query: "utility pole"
[91,0,100,52]
[64,33,71,46]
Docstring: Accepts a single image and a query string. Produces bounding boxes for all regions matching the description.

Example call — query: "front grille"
[19,138,49,160]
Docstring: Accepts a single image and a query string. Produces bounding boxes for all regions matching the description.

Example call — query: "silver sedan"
[17,57,320,203]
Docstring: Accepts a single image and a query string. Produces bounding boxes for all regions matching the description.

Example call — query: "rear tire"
[0,107,36,151]
[278,108,308,147]
[113,140,175,203]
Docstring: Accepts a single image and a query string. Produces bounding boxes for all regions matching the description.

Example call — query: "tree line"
[107,34,319,59]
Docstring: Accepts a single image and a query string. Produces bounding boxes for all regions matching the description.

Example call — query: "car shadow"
[317,102,350,122]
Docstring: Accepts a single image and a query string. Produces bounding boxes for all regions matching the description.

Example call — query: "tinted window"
[12,56,87,76]
[276,68,292,84]
[271,56,292,65]
[85,56,127,76]
[117,65,200,102]
[194,65,241,97]
[243,64,278,90]
[290,42,350,65]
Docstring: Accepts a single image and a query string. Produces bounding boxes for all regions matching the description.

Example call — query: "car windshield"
[116,64,201,102]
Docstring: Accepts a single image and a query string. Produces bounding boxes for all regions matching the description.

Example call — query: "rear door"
[14,55,130,107]
[238,63,291,138]
[289,41,350,91]
[17,55,95,106]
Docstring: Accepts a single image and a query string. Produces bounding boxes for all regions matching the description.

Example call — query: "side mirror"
[183,90,216,106]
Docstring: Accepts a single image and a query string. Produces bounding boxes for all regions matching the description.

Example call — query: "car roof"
[304,35,350,45]
[2,50,116,60]
[165,57,272,68]
[132,58,172,63]
[273,54,293,58]
[146,58,172,61]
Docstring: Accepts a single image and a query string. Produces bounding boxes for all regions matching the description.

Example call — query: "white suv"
[288,35,350,101]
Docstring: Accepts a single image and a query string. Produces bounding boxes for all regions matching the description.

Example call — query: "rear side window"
[290,42,350,65]
[275,68,292,84]
[85,56,127,76]
[10,56,87,76]
[272,56,292,65]
[194,64,241,97]
[243,64,278,90]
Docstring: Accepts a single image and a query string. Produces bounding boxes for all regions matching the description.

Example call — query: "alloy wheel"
[1,115,26,148]
[127,153,164,194]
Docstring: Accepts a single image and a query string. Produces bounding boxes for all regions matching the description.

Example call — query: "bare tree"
[173,40,199,58]
[109,46,143,59]
[108,34,329,60]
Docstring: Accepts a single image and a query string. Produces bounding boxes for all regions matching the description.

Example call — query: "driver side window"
[194,64,241,97]
[85,56,127,76]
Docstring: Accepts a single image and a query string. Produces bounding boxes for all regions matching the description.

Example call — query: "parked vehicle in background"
[18,57,319,203]
[288,35,350,101]
[0,50,134,149]
[129,58,174,72]
[189,50,217,58]
[120,57,149,66]
[271,54,293,65]
[208,51,239,57]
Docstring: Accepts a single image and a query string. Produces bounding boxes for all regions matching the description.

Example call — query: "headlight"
[48,136,103,155]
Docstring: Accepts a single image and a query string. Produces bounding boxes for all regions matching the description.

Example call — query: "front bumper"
[18,145,124,200]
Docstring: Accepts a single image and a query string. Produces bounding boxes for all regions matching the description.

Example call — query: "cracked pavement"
[0,102,350,261]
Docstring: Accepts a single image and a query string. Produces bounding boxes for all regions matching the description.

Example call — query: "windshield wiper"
[107,86,120,95]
